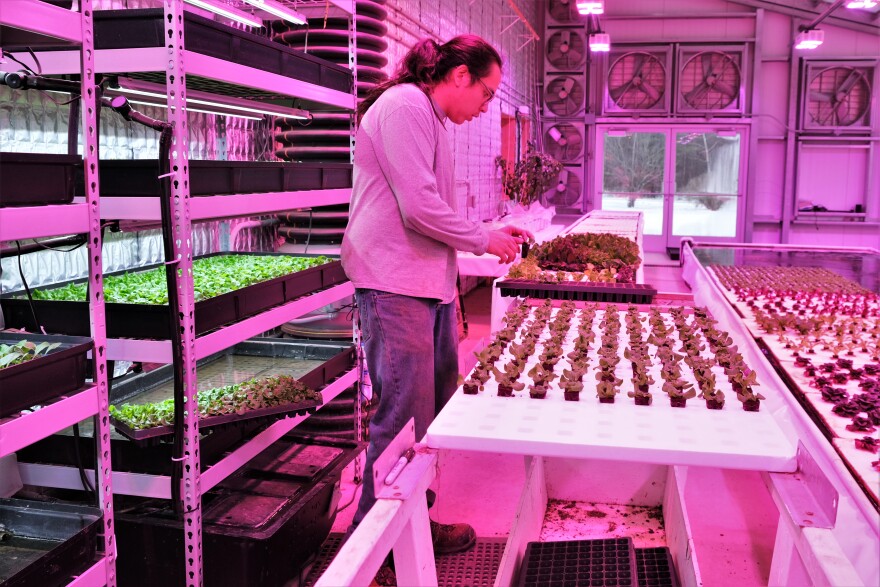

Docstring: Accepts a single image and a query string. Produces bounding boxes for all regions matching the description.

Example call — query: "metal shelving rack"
[0,1,117,585]
[4,1,358,585]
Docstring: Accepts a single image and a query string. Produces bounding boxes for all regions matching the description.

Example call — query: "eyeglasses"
[475,76,495,104]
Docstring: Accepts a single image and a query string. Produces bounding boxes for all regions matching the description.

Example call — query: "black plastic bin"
[497,279,658,304]
[0,499,102,587]
[0,333,93,418]
[518,538,638,587]
[115,436,362,587]
[0,253,347,339]
[0,153,80,207]
[92,9,352,94]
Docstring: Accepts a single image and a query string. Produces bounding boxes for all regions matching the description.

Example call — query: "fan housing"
[546,29,586,72]
[801,61,874,132]
[545,166,584,209]
[676,46,747,114]
[544,123,584,164]
[604,48,671,114]
[547,0,585,25]
[545,75,586,117]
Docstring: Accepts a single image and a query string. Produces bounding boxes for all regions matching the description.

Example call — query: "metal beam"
[726,0,880,34]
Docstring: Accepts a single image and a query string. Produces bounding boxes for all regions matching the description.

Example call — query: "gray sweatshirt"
[341,84,489,303]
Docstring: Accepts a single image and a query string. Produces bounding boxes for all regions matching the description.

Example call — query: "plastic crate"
[0,153,79,207]
[0,499,101,587]
[518,538,637,587]
[635,547,679,587]
[497,280,657,304]
[114,436,362,587]
[1,253,347,339]
[93,9,351,94]
[0,333,92,418]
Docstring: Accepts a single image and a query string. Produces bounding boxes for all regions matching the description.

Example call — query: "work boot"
[430,520,476,555]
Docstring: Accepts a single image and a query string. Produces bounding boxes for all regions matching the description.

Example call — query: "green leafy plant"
[31,255,332,304]
[0,340,61,369]
[109,375,319,430]
[496,149,563,208]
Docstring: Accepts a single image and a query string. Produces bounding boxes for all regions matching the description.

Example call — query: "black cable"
[1,50,37,75]
[71,422,97,499]
[14,241,43,334]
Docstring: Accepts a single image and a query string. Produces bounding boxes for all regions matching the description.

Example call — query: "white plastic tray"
[427,305,797,472]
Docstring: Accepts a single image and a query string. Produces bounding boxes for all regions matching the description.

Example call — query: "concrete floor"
[328,265,778,586]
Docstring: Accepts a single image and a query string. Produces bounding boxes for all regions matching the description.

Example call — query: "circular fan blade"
[609,82,633,102]
[713,80,738,98]
[641,81,661,103]
[562,77,575,96]
[684,81,709,104]
[810,91,834,103]
[701,53,716,78]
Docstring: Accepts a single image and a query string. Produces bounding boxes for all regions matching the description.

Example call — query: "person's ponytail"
[357,35,501,123]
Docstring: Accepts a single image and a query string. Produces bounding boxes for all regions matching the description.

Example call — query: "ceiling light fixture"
[794,28,824,49]
[241,0,307,25]
[846,1,878,9]
[577,1,604,15]
[589,33,611,52]
[183,0,263,28]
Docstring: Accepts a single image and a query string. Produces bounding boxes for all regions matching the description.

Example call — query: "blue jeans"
[352,288,459,525]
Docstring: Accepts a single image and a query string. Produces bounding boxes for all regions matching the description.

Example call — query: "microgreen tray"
[497,279,657,304]
[0,253,346,339]
[109,345,355,444]
[0,333,93,419]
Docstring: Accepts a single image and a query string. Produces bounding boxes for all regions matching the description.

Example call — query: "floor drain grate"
[437,538,507,587]
[301,535,506,587]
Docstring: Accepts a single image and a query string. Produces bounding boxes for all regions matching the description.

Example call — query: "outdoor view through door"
[598,127,745,252]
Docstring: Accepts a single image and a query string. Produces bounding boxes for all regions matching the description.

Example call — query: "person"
[340,34,533,554]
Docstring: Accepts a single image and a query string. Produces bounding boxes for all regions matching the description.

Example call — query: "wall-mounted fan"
[677,48,745,113]
[803,64,873,130]
[544,123,584,163]
[605,50,669,113]
[545,167,583,208]
[547,0,584,25]
[545,75,585,117]
[546,30,586,71]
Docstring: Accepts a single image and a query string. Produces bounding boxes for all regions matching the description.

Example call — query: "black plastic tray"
[0,253,347,339]
[497,279,657,304]
[0,333,93,419]
[518,538,638,587]
[115,435,362,587]
[0,153,80,207]
[93,9,352,94]
[77,160,352,197]
[110,344,354,444]
[635,547,680,587]
[0,499,101,587]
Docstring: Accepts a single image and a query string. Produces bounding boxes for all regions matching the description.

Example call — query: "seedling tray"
[517,538,638,587]
[635,547,679,587]
[115,436,362,587]
[0,153,80,207]
[109,344,354,444]
[78,160,351,197]
[0,333,93,419]
[0,499,101,587]
[1,253,346,339]
[497,279,657,304]
[93,9,352,93]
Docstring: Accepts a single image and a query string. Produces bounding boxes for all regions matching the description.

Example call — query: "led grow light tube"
[577,1,604,15]
[127,99,263,121]
[112,79,311,121]
[184,0,263,27]
[242,0,307,24]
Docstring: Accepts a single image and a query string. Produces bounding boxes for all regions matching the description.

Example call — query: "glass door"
[597,126,747,253]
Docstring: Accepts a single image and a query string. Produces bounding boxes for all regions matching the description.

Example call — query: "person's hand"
[486,230,519,264]
[498,224,535,244]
